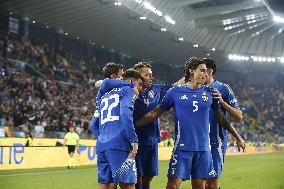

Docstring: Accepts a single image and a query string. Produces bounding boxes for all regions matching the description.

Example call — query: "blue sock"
[218,187,221,189]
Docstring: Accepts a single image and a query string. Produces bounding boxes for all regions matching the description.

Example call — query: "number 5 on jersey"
[193,100,198,112]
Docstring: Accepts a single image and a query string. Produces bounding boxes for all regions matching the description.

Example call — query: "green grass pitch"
[1,152,284,189]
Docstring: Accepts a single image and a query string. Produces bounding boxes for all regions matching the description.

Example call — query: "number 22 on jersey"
[100,94,120,124]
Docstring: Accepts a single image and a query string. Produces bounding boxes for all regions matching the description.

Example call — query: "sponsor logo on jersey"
[180,95,188,100]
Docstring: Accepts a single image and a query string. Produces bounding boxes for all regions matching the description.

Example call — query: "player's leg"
[141,176,153,189]
[136,144,159,189]
[166,149,192,189]
[67,145,75,169]
[206,145,225,189]
[119,183,135,189]
[191,151,216,189]
[135,144,145,189]
[99,183,116,189]
[166,177,182,189]
[192,179,206,189]
[136,176,153,189]
[206,179,218,189]
[97,151,116,189]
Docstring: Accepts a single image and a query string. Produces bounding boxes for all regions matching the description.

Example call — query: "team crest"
[148,90,155,98]
[202,92,209,101]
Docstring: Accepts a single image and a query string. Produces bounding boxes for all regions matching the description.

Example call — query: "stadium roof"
[1,0,284,65]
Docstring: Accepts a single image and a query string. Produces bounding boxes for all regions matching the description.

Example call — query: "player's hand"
[213,89,224,103]
[236,139,246,152]
[129,143,138,159]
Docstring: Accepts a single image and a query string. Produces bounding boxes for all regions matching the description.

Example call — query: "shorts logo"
[209,169,216,176]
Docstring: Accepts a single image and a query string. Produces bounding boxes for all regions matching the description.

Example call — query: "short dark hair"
[203,58,216,75]
[132,62,152,71]
[102,62,124,78]
[184,57,205,82]
[122,69,145,82]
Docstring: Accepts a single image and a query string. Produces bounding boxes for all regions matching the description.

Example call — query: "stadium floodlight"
[65,32,68,36]
[32,20,36,24]
[161,28,166,32]
[267,57,272,62]
[273,15,284,23]
[133,0,143,4]
[280,57,284,63]
[252,57,258,61]
[139,16,147,20]
[193,44,199,48]
[114,2,121,6]
[9,12,13,15]
[211,48,216,51]
[76,36,80,39]
[272,58,276,62]
[46,25,50,29]
[144,2,163,16]
[164,16,176,25]
[178,37,183,41]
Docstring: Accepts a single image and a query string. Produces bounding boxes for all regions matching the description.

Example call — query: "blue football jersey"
[208,80,239,148]
[90,79,133,138]
[96,79,133,105]
[95,86,138,152]
[159,85,220,151]
[134,84,172,145]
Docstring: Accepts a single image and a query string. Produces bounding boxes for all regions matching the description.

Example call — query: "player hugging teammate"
[91,58,245,189]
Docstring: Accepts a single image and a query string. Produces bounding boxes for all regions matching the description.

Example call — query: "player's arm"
[172,77,185,87]
[89,110,100,139]
[136,88,174,127]
[215,109,245,152]
[120,88,139,158]
[96,79,134,102]
[213,88,243,122]
[135,107,166,127]
[94,80,103,89]
[63,136,67,147]
[76,136,80,149]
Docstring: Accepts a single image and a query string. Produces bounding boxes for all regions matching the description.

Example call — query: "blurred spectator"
[34,121,44,138]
